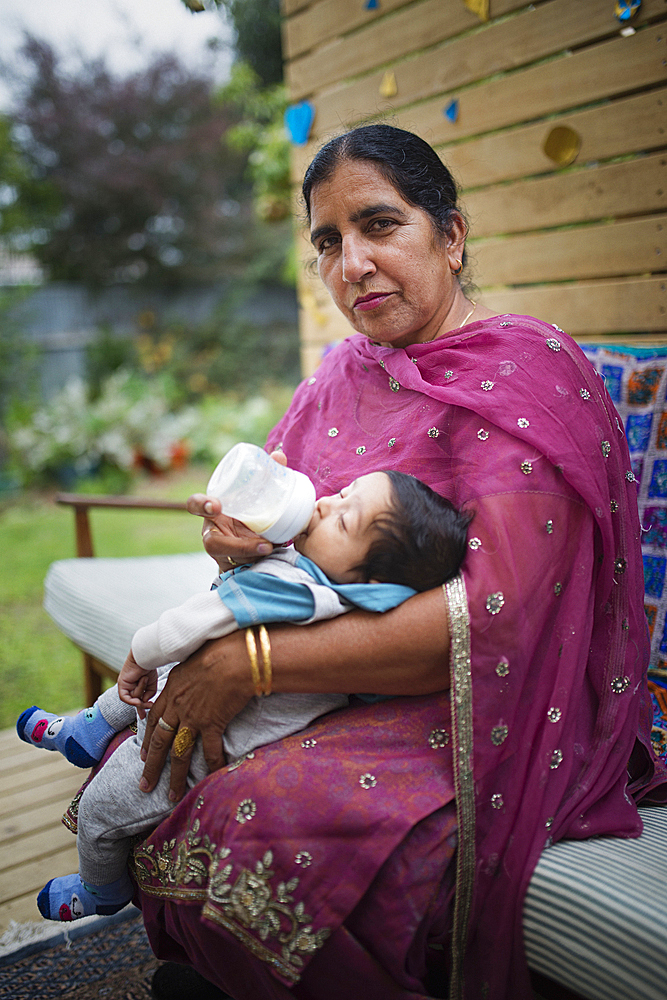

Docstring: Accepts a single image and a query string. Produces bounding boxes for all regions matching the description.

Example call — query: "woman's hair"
[302,124,467,264]
[355,470,472,592]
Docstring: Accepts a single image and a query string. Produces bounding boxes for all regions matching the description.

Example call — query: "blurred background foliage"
[0,0,289,286]
[0,0,301,495]
[0,0,301,719]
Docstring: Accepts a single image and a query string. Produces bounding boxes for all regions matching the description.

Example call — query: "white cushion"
[525,806,667,1000]
[44,552,218,672]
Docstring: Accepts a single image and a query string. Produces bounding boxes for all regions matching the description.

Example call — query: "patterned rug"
[0,909,159,999]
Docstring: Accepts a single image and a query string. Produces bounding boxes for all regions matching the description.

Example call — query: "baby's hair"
[355,471,472,592]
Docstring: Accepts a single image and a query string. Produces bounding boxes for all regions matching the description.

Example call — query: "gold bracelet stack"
[245,626,272,696]
[258,625,272,696]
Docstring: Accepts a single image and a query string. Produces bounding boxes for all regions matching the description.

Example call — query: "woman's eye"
[318,235,339,253]
[370,218,395,232]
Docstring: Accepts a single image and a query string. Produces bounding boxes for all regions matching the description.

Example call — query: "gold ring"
[226,556,239,567]
[157,717,176,732]
[173,727,196,757]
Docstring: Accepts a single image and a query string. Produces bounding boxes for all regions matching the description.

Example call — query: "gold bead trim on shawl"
[443,574,474,1000]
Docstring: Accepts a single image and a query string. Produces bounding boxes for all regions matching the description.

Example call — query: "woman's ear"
[445,211,468,268]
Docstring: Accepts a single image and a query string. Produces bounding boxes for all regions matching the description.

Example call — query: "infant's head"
[293,470,471,588]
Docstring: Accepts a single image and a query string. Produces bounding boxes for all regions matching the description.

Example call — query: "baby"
[18,469,470,922]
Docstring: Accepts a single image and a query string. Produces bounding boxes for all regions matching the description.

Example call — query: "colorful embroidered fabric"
[581,345,667,677]
[581,345,667,764]
[129,316,666,1000]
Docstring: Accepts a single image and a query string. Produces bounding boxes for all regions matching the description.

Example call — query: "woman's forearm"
[263,586,451,696]
[140,587,451,798]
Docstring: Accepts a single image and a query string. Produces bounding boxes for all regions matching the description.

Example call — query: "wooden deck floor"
[0,723,83,933]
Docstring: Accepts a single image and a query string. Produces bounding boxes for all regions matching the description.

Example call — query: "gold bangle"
[258,625,272,697]
[245,628,262,697]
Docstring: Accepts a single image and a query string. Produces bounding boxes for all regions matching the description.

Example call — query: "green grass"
[0,466,210,730]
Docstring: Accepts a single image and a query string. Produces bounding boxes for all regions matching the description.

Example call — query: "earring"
[451,259,463,276]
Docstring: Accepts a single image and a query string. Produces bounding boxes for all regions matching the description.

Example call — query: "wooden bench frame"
[55,492,188,705]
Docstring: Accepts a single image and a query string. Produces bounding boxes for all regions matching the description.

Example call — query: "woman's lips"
[353,292,392,311]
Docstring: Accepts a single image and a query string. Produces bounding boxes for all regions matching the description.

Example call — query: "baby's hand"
[118,651,158,718]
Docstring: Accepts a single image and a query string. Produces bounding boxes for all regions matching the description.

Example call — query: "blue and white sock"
[16,704,116,768]
[37,872,133,921]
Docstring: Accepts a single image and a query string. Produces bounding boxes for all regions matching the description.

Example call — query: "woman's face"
[309,159,466,349]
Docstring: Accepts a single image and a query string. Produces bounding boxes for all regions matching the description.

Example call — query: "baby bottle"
[206,442,316,544]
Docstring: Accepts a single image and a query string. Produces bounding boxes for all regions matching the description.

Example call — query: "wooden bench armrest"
[56,492,188,558]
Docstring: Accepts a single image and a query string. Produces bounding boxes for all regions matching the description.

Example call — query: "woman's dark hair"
[302,124,467,264]
[354,470,472,592]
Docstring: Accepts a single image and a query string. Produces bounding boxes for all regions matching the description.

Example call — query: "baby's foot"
[16,705,115,768]
[37,873,133,921]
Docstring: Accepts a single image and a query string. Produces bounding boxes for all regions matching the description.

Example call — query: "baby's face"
[293,471,392,583]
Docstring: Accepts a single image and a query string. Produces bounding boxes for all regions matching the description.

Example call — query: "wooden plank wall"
[280,0,667,375]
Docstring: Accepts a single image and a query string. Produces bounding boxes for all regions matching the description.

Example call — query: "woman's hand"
[138,554,451,803]
[118,651,157,719]
[139,631,254,802]
[187,450,288,571]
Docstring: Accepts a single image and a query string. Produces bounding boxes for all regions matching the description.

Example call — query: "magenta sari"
[132,315,667,1000]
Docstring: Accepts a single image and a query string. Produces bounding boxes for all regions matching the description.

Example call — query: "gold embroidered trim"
[202,904,303,984]
[131,818,217,896]
[62,787,83,834]
[205,848,329,980]
[130,819,330,982]
[444,574,475,1000]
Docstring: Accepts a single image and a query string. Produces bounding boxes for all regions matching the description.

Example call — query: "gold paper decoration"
[300,286,327,327]
[464,0,490,21]
[543,126,581,167]
[379,71,398,99]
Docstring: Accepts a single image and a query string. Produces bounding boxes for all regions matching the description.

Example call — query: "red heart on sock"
[59,903,73,921]
[31,719,49,742]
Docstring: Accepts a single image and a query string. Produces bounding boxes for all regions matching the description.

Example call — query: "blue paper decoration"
[365,0,379,8]
[285,102,315,146]
[444,99,459,123]
[615,0,641,22]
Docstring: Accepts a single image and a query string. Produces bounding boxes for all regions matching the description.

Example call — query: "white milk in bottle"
[206,442,316,544]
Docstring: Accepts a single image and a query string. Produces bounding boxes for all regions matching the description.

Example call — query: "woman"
[128,126,666,1000]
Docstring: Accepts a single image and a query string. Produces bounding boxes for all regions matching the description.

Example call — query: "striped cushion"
[525,806,667,1000]
[44,551,218,672]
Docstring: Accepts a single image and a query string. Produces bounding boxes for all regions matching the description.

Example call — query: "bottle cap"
[262,472,316,543]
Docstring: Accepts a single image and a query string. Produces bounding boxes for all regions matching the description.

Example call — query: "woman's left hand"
[139,631,254,802]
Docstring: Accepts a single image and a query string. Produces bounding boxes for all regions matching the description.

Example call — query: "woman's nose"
[341,237,376,284]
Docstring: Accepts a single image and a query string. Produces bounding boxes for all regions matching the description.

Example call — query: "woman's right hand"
[187,499,272,570]
[187,449,287,570]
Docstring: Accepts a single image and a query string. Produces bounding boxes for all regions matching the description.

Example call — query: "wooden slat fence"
[280,0,667,374]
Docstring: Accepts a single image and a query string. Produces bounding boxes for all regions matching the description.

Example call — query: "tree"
[183,0,283,86]
[218,0,283,86]
[6,36,255,287]
[219,62,291,224]
[0,114,59,241]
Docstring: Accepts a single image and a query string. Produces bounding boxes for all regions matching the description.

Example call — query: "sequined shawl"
[135,314,666,1000]
[265,314,666,998]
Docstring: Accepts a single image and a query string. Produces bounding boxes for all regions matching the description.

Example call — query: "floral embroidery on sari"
[131,812,331,983]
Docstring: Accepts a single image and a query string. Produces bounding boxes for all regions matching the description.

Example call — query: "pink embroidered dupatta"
[135,314,666,1000]
[266,314,666,997]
